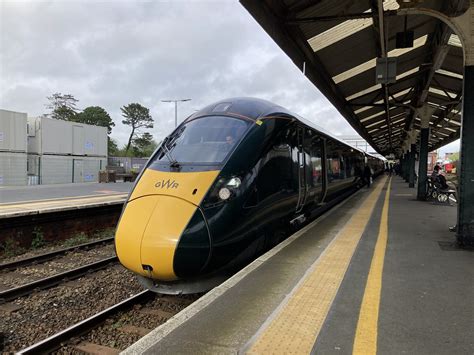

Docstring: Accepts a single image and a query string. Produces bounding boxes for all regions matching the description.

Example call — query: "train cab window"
[152,116,249,165]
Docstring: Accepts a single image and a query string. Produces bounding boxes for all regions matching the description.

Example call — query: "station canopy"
[241,0,468,157]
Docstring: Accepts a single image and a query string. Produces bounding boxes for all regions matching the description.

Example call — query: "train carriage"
[115,98,384,294]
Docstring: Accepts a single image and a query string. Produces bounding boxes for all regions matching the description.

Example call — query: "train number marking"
[155,179,179,189]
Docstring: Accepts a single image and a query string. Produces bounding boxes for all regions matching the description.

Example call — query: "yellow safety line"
[0,193,127,207]
[0,194,127,213]
[353,177,392,355]
[246,176,388,354]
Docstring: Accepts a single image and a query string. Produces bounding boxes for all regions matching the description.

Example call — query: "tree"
[108,137,119,156]
[121,103,154,153]
[449,152,460,162]
[132,132,158,157]
[46,93,79,120]
[73,106,115,134]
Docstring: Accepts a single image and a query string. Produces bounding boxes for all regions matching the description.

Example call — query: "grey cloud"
[1,0,363,148]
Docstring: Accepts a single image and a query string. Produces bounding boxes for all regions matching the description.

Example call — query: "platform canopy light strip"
[355,106,373,114]
[307,0,400,53]
[356,98,411,116]
[448,33,462,47]
[428,87,457,98]
[240,0,466,155]
[333,36,427,84]
[436,68,463,80]
[347,84,382,101]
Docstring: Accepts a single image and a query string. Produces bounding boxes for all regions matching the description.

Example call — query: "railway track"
[0,256,118,303]
[0,237,114,271]
[17,291,197,354]
[17,290,153,354]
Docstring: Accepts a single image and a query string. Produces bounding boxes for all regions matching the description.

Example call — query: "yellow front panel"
[115,196,159,275]
[140,195,197,281]
[116,168,219,281]
[130,169,220,205]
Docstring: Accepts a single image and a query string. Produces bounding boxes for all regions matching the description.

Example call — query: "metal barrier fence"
[107,157,149,173]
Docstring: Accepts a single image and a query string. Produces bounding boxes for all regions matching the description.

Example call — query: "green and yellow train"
[115,98,384,294]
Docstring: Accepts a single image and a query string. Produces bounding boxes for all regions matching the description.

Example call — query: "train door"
[295,125,308,213]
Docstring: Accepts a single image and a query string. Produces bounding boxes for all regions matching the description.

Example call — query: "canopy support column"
[457,64,474,245]
[409,134,416,188]
[417,107,432,200]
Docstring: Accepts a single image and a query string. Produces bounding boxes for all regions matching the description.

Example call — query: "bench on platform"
[105,166,135,182]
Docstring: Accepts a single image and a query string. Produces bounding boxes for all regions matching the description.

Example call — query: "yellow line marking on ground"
[0,194,128,211]
[353,177,392,355]
[0,193,127,207]
[245,177,388,354]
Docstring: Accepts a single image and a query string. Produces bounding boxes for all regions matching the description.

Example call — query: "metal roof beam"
[371,0,392,151]
[400,1,465,141]
[240,0,384,155]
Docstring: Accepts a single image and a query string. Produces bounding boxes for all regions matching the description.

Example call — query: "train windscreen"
[153,116,249,164]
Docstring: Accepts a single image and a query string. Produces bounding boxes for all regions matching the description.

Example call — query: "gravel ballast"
[0,244,116,289]
[0,265,142,352]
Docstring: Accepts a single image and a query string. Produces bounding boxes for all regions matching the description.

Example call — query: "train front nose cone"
[173,208,211,278]
[115,195,200,281]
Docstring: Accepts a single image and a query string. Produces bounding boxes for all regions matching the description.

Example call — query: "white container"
[0,152,27,186]
[40,155,106,184]
[0,109,27,153]
[83,157,107,182]
[40,155,73,184]
[41,118,73,155]
[28,117,107,157]
[83,124,107,157]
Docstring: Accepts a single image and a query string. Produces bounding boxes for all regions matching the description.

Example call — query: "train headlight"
[218,187,231,200]
[227,177,241,188]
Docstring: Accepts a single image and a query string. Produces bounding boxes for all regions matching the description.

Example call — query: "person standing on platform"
[364,164,372,188]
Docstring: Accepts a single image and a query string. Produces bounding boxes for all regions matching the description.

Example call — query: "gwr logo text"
[155,179,179,189]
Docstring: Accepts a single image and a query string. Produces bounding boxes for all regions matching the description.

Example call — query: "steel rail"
[0,256,118,303]
[17,290,153,354]
[0,237,114,271]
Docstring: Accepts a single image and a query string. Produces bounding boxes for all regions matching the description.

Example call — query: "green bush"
[31,227,45,249]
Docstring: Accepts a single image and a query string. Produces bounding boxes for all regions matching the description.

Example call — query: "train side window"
[306,134,322,188]
[326,140,343,183]
[255,125,295,204]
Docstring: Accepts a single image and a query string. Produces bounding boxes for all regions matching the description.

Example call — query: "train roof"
[190,97,369,156]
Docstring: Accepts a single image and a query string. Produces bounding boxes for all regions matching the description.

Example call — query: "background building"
[0,109,107,186]
[27,117,107,185]
[0,109,28,185]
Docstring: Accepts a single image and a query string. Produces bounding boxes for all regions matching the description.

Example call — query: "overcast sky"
[0,0,459,156]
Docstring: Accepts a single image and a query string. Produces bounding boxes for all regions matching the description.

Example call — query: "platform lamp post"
[161,99,192,128]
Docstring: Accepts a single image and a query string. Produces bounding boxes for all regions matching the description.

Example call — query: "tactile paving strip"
[246,177,388,354]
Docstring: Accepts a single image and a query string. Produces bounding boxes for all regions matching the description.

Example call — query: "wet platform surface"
[123,176,473,355]
[0,182,132,218]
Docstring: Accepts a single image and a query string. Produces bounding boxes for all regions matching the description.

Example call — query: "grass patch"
[31,227,45,249]
[62,232,89,248]
[0,237,26,258]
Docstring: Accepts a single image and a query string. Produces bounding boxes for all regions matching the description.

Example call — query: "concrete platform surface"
[0,182,132,204]
[122,176,473,355]
[0,182,132,218]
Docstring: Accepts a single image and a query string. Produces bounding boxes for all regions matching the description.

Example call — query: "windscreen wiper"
[161,141,180,167]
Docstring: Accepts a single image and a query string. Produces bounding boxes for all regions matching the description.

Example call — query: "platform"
[0,182,132,218]
[123,176,473,354]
